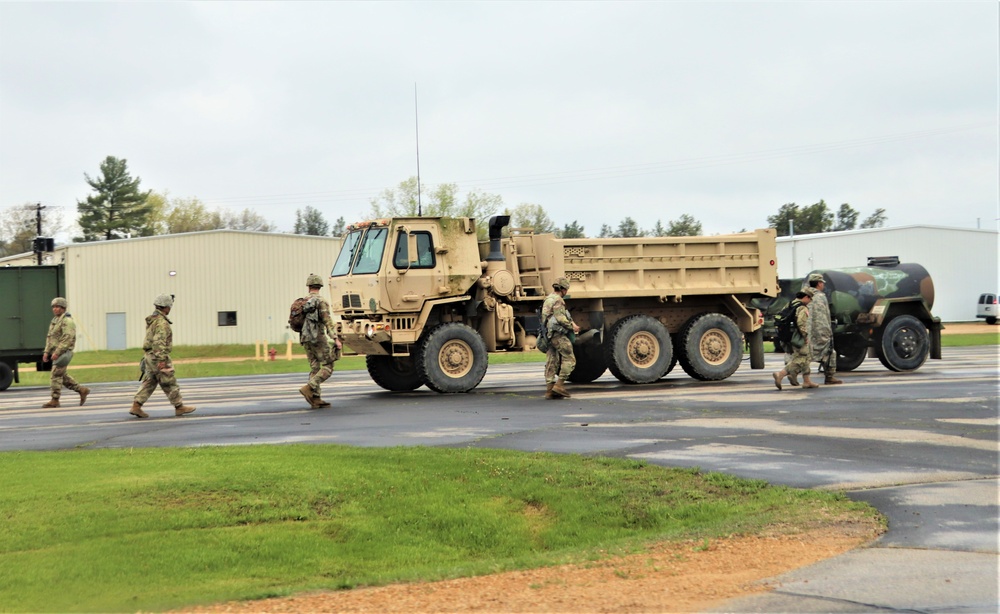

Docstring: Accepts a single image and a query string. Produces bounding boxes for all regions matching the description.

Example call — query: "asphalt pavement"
[1,345,997,612]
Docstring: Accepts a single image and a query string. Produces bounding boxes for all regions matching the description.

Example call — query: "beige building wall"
[3,231,342,351]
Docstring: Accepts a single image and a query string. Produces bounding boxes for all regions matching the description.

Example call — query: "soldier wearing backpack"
[296,274,341,408]
[772,287,819,390]
[541,277,580,399]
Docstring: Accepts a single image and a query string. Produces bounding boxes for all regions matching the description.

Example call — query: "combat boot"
[787,374,800,387]
[42,398,60,408]
[79,387,90,406]
[552,378,570,399]
[544,383,556,399]
[312,397,331,408]
[824,375,844,385]
[175,404,196,417]
[771,370,785,391]
[802,374,820,389]
[129,401,148,419]
[299,384,316,407]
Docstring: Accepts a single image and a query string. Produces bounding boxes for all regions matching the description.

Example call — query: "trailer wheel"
[417,323,488,393]
[747,329,765,369]
[567,342,607,383]
[678,313,743,381]
[876,315,929,372]
[835,336,867,372]
[366,355,424,391]
[604,315,672,384]
[0,362,13,391]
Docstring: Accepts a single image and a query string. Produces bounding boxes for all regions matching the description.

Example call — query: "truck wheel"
[836,342,867,372]
[747,329,765,369]
[567,342,607,383]
[0,362,13,391]
[417,323,489,393]
[876,315,929,372]
[604,315,672,384]
[988,317,997,325]
[677,313,743,381]
[366,355,424,391]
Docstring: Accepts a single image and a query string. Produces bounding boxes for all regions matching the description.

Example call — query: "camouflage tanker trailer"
[751,258,942,373]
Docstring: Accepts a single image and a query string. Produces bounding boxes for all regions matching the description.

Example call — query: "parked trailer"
[749,258,942,373]
[0,265,64,391]
[329,215,778,393]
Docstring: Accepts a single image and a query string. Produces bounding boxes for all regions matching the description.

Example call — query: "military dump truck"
[750,258,941,373]
[328,215,779,393]
[0,265,65,391]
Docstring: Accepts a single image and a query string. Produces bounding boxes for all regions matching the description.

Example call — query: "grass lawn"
[0,445,882,613]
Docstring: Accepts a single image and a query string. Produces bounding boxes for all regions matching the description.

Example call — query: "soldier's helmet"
[51,297,67,308]
[153,294,174,308]
[553,277,571,291]
[808,273,825,283]
[306,273,324,287]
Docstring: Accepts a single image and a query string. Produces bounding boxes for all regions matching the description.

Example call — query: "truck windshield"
[331,227,388,277]
[331,230,363,277]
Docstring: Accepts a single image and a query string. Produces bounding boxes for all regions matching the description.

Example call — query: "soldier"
[772,287,819,390]
[298,273,341,408]
[808,273,843,385]
[40,297,89,408]
[541,277,580,399]
[129,294,195,418]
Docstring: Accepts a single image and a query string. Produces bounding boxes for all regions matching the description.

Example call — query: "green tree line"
[0,155,889,256]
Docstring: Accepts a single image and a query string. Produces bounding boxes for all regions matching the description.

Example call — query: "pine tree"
[76,156,152,241]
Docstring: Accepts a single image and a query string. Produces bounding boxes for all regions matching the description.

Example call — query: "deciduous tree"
[834,203,859,231]
[0,203,64,256]
[860,208,887,229]
[559,220,586,239]
[666,214,703,236]
[508,203,557,234]
[369,177,503,239]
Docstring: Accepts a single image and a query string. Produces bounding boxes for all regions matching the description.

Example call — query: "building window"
[218,311,237,326]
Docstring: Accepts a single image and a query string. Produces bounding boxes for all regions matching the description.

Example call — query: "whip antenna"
[414,82,422,217]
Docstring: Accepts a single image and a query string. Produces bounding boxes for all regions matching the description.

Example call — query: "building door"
[106,312,126,350]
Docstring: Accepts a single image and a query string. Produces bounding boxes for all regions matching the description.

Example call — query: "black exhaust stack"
[486,215,509,262]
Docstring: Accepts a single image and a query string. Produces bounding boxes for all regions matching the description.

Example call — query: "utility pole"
[35,203,45,265]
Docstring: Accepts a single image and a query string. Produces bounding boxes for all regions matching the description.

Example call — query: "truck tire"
[567,342,607,383]
[835,338,867,372]
[604,315,672,384]
[417,323,489,393]
[366,355,424,391]
[747,329,765,370]
[677,313,743,381]
[0,362,13,391]
[987,317,997,325]
[876,315,929,372]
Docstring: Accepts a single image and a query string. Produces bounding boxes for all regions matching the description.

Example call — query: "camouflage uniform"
[134,309,186,407]
[541,290,576,385]
[784,300,812,378]
[808,276,838,379]
[299,291,338,403]
[44,310,83,402]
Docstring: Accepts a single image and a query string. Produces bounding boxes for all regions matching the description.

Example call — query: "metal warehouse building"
[1,231,342,352]
[777,225,998,323]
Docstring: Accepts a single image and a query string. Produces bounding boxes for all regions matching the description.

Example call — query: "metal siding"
[777,227,998,322]
[42,231,341,351]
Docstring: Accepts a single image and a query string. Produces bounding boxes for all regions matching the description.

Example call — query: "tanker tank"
[819,263,935,326]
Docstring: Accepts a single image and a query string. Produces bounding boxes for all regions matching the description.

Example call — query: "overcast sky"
[1,1,997,239]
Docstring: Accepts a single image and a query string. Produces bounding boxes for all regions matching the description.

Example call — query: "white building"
[777,225,998,323]
[1,231,342,351]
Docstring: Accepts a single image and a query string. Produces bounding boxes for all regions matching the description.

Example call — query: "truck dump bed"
[501,228,779,300]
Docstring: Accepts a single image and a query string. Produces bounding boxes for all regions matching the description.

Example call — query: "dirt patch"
[941,322,998,335]
[177,522,881,613]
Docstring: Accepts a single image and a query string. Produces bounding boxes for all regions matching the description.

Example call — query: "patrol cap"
[51,297,67,308]
[553,277,571,291]
[153,293,174,308]
[801,286,816,297]
[808,273,825,283]
[306,273,324,287]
